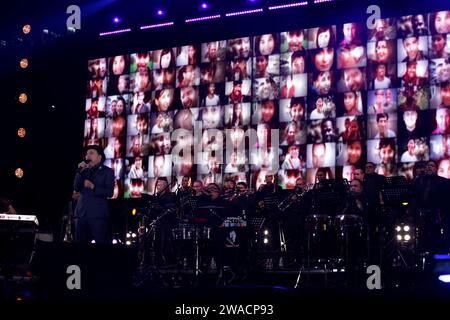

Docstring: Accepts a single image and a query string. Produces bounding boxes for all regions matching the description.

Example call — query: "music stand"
[192,206,224,277]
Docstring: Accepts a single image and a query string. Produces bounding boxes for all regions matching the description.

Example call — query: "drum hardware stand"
[193,227,203,277]
[133,209,173,288]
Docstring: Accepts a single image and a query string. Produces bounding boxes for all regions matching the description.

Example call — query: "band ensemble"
[71,147,450,274]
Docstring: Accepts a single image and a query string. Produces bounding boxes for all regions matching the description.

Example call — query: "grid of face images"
[84,10,450,198]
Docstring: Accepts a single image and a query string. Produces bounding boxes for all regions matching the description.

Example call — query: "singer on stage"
[73,145,114,244]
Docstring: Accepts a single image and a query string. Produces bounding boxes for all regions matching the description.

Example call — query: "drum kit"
[305,213,364,269]
[136,202,227,275]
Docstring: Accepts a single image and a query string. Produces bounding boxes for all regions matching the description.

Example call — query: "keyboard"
[0,214,39,226]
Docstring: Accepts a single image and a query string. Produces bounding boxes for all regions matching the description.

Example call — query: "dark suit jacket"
[74,164,114,219]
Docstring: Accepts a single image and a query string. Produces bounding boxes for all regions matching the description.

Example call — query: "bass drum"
[172,224,195,240]
[334,214,364,262]
[305,214,333,261]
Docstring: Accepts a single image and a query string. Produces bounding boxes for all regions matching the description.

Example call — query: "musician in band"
[222,178,237,202]
[152,177,177,266]
[361,162,386,263]
[0,197,17,215]
[180,180,207,220]
[279,177,312,265]
[227,181,256,219]
[256,173,283,268]
[346,178,366,217]
[410,160,450,252]
[176,176,193,219]
[74,145,114,244]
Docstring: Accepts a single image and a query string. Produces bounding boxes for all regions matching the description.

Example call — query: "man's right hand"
[78,161,89,171]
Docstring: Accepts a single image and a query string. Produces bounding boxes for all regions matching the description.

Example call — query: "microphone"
[78,159,91,173]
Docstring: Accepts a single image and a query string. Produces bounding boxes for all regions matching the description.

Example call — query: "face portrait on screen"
[291,51,306,74]
[115,97,126,116]
[159,49,175,69]
[178,65,196,87]
[155,89,174,112]
[229,127,245,149]
[260,100,276,124]
[287,30,305,52]
[403,109,418,132]
[344,68,364,91]
[433,107,450,134]
[316,26,334,48]
[314,48,334,71]
[290,98,305,122]
[201,106,222,129]
[438,159,450,179]
[255,56,269,78]
[312,143,326,167]
[136,114,148,134]
[153,155,167,177]
[174,109,194,130]
[402,36,423,62]
[230,37,251,58]
[374,19,387,40]
[343,23,356,41]
[136,53,150,74]
[375,40,390,63]
[378,139,396,164]
[440,83,450,107]
[433,11,450,34]
[258,34,276,56]
[205,42,219,62]
[129,179,144,198]
[282,122,299,146]
[112,55,126,75]
[180,86,198,108]
[313,71,332,95]
[256,78,277,101]
[347,140,363,165]
[187,45,198,65]
[154,133,171,155]
[96,58,107,78]
[431,34,447,58]
[343,91,361,116]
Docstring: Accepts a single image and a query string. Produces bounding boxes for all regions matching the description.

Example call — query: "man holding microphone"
[74,145,114,244]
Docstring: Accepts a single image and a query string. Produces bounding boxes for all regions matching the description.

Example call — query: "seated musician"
[231,181,256,218]
[181,180,207,220]
[346,178,366,216]
[256,174,282,216]
[176,176,192,201]
[256,173,284,268]
[0,197,17,214]
[410,160,450,253]
[153,177,177,266]
[222,179,237,202]
[198,183,229,221]
[176,176,193,219]
[281,177,312,265]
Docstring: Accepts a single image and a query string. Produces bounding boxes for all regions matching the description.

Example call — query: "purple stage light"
[225,8,263,17]
[113,17,120,23]
[268,2,308,10]
[185,14,220,23]
[99,28,131,36]
[140,22,174,30]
